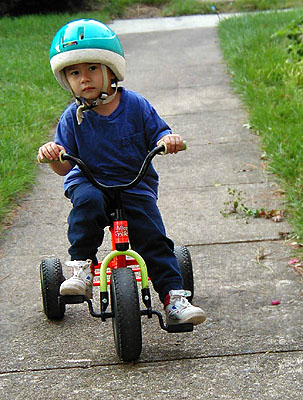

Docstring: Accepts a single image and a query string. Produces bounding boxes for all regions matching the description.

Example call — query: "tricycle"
[39,142,195,362]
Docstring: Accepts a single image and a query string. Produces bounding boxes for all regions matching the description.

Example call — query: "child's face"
[64,63,112,100]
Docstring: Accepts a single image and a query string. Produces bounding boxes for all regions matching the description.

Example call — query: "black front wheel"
[40,258,65,320]
[110,268,142,362]
[174,245,194,302]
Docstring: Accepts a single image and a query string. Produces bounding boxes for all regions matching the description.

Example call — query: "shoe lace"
[172,295,190,310]
[65,260,93,279]
[72,267,85,278]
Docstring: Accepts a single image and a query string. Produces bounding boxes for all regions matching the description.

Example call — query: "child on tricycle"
[38,19,205,339]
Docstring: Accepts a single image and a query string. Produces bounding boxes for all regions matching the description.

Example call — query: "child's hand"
[157,134,184,154]
[38,142,66,162]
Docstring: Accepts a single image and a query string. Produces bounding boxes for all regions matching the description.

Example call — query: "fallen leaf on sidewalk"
[288,259,303,279]
[288,258,299,265]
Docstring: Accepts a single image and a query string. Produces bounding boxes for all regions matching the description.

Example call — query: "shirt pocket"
[121,132,148,160]
[121,131,147,146]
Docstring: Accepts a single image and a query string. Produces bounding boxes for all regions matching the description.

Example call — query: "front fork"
[99,212,152,315]
[99,249,152,318]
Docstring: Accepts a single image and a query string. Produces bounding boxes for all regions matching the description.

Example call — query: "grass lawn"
[218,9,303,239]
[95,0,303,18]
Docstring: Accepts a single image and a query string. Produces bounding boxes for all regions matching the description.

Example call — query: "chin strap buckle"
[99,92,108,101]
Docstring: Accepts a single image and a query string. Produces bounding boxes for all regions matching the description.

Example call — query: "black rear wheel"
[110,268,142,362]
[174,245,194,302]
[40,258,65,320]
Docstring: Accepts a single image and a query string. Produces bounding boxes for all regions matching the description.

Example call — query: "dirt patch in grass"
[123,4,166,19]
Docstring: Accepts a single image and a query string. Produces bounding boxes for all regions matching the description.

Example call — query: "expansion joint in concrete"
[185,237,284,247]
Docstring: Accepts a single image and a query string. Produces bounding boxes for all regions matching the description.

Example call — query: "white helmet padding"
[50,48,126,92]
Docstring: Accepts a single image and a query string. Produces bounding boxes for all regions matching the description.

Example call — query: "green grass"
[92,1,303,17]
[209,0,303,14]
[218,9,303,239]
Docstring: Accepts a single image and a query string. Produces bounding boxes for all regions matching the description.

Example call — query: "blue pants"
[66,182,183,302]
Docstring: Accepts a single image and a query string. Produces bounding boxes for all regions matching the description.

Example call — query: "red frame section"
[92,223,149,286]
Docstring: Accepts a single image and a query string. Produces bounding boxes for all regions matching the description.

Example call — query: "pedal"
[167,323,194,333]
[59,295,86,305]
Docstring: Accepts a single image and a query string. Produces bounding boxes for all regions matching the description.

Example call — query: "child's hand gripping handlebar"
[158,140,187,155]
[37,153,67,164]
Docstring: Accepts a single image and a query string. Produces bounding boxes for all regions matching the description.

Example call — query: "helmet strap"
[74,65,118,124]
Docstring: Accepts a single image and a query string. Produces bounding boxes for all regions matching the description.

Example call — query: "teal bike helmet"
[50,19,125,123]
[50,19,125,91]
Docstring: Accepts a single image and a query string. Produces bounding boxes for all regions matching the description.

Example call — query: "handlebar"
[62,144,164,192]
[37,141,186,192]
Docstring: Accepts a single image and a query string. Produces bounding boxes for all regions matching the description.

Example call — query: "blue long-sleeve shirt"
[54,87,171,199]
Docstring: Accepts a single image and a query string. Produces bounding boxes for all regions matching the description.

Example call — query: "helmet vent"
[78,27,85,40]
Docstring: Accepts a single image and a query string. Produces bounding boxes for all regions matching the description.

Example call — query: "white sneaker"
[60,259,94,298]
[165,290,206,326]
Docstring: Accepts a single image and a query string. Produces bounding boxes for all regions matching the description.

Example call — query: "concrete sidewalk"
[1,16,303,400]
